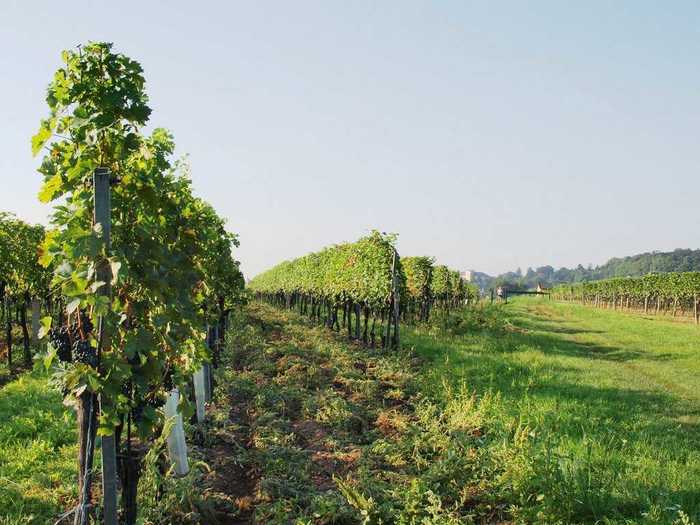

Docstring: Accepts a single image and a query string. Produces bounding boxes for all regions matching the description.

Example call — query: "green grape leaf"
[31,126,52,156]
[38,174,63,203]
[38,316,53,339]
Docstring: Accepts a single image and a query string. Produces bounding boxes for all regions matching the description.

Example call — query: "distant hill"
[471,248,700,291]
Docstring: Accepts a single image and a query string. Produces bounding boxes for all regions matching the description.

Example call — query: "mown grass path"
[205,304,497,524]
[405,297,700,523]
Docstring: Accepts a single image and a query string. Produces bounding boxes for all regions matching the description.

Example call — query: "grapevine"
[32,42,243,523]
[249,233,480,340]
[249,231,401,347]
[552,272,700,320]
[0,214,53,367]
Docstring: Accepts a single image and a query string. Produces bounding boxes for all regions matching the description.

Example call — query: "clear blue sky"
[2,1,698,278]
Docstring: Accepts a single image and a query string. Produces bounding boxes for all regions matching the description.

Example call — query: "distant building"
[461,270,473,282]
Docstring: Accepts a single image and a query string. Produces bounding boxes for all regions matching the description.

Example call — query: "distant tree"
[475,248,700,291]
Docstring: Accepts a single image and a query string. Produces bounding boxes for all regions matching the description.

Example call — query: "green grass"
[207,304,441,523]
[0,371,77,525]
[1,300,699,524]
[405,297,700,523]
[209,302,700,524]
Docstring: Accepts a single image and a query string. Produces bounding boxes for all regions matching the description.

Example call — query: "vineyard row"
[552,272,700,323]
[248,232,479,347]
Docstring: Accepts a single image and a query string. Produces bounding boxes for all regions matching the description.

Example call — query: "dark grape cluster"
[163,370,174,391]
[148,395,165,409]
[121,382,131,395]
[72,339,98,367]
[48,327,73,363]
[48,310,98,366]
[132,403,145,421]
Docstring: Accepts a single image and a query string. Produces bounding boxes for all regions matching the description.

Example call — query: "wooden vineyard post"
[204,325,214,402]
[695,294,699,325]
[31,298,40,347]
[212,322,220,369]
[4,295,11,367]
[93,167,119,525]
[383,249,400,349]
[165,389,190,476]
[74,393,97,525]
[349,304,356,338]
[20,302,30,366]
[392,249,400,348]
[203,362,212,403]
[212,322,220,371]
[386,309,392,347]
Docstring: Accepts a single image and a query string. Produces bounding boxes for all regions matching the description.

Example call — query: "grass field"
[1,299,698,524]
[406,297,700,523]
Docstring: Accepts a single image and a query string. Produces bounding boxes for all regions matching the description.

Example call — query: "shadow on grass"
[406,321,700,520]
[506,309,678,363]
[409,324,698,432]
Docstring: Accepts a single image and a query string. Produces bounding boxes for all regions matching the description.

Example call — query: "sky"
[1,1,699,279]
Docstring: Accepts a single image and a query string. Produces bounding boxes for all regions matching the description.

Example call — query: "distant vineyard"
[0,214,51,367]
[403,256,479,320]
[552,272,700,323]
[248,233,478,347]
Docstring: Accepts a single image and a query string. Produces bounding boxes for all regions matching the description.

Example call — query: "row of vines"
[0,215,52,367]
[552,272,700,323]
[26,42,244,524]
[248,236,478,347]
[402,255,479,321]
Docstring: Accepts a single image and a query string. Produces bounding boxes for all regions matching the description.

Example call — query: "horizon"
[2,2,699,279]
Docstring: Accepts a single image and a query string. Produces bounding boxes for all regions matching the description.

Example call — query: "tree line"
[482,248,700,292]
